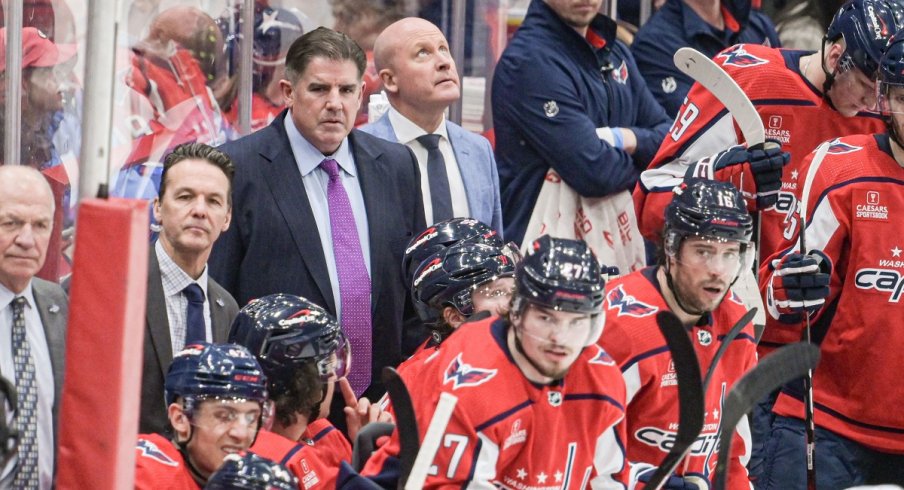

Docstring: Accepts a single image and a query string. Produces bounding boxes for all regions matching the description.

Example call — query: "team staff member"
[759,28,904,487]
[362,236,629,488]
[600,180,757,489]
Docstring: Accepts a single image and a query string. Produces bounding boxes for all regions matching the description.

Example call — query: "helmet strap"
[664,262,707,317]
[175,427,209,485]
[820,38,840,103]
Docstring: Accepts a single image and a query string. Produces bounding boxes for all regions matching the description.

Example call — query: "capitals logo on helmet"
[717,45,768,68]
[827,0,903,77]
[403,218,503,284]
[443,354,497,389]
[606,285,658,317]
[164,342,268,407]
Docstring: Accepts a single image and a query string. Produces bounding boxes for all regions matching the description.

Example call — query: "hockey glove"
[635,466,710,490]
[766,250,831,324]
[687,139,790,209]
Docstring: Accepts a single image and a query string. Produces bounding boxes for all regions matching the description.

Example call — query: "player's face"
[381,20,460,117]
[185,400,262,478]
[543,0,603,31]
[670,237,741,313]
[829,65,879,117]
[511,303,592,381]
[471,276,516,316]
[281,56,363,155]
[154,158,232,264]
[0,174,53,294]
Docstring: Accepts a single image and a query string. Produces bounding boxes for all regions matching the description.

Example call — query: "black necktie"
[182,284,206,345]
[416,134,454,222]
[11,297,38,488]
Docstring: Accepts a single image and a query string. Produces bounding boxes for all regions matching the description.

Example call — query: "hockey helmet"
[826,0,902,78]
[164,342,268,407]
[402,218,507,284]
[228,294,350,395]
[412,242,518,322]
[205,451,298,489]
[219,2,304,88]
[878,28,904,113]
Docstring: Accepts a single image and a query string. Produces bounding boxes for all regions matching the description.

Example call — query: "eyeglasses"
[190,399,270,432]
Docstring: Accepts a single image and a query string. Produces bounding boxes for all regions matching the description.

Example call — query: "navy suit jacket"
[360,113,503,234]
[209,112,426,398]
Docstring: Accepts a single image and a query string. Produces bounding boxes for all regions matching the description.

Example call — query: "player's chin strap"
[819,37,839,101]
[174,427,210,486]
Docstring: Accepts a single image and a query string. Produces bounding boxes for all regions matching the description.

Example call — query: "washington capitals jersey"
[765,133,904,453]
[134,433,201,490]
[251,429,344,490]
[598,268,757,488]
[301,418,352,472]
[362,316,630,488]
[634,44,884,290]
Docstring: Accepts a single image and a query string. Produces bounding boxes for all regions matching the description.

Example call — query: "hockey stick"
[795,140,830,490]
[644,311,704,490]
[404,392,458,490]
[712,342,821,490]
[702,307,757,391]
[381,367,420,490]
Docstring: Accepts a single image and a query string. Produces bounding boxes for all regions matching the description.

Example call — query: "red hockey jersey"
[251,428,346,490]
[362,316,630,488]
[633,45,884,356]
[134,433,201,490]
[599,268,757,489]
[764,133,904,453]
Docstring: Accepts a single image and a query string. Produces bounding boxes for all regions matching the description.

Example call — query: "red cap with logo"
[0,26,76,71]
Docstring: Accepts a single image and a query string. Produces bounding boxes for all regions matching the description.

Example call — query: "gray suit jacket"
[360,113,504,235]
[138,249,239,435]
[31,278,68,449]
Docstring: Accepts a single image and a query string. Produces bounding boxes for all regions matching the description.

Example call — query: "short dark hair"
[271,361,324,427]
[284,26,366,83]
[159,143,235,204]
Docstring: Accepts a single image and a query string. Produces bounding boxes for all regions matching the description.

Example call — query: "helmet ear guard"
[823,0,903,87]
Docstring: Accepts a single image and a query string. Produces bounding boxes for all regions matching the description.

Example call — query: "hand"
[767,251,831,323]
[635,465,710,490]
[690,139,790,209]
[340,377,393,442]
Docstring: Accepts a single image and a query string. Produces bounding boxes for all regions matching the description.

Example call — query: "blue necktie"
[183,284,206,345]
[11,297,38,488]
[416,134,454,222]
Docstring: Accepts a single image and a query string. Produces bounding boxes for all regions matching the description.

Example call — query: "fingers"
[339,377,357,408]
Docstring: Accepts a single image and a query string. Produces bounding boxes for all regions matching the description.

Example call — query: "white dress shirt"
[155,240,212,354]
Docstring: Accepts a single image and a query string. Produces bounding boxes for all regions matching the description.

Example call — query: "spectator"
[492,0,671,248]
[208,27,425,425]
[139,143,239,435]
[0,166,68,489]
[599,179,757,489]
[362,17,503,232]
[134,342,269,488]
[631,0,780,117]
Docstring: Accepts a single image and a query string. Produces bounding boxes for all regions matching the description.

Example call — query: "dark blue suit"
[209,112,426,399]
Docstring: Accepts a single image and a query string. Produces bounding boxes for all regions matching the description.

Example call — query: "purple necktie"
[320,158,372,396]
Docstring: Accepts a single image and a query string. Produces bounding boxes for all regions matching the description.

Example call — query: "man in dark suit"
[139,143,240,435]
[0,165,68,489]
[209,27,426,408]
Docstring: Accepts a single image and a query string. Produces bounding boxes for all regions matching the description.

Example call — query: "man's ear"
[442,306,466,330]
[168,403,191,441]
[379,68,398,95]
[825,42,845,72]
[152,197,162,224]
[279,79,295,106]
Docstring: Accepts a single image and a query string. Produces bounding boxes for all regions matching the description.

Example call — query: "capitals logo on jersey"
[589,346,617,366]
[611,60,629,84]
[607,285,658,317]
[444,353,497,389]
[137,439,178,467]
[717,45,768,68]
[825,137,863,155]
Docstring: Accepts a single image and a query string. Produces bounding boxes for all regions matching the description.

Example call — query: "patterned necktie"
[416,134,454,222]
[11,296,39,488]
[183,284,206,345]
[320,159,372,396]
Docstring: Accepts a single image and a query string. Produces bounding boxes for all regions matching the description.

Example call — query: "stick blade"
[673,47,765,146]
[381,367,419,489]
[644,311,705,489]
[712,342,821,490]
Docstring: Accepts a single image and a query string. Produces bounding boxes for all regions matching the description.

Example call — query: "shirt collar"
[0,280,35,312]
[284,111,355,177]
[681,0,742,40]
[155,239,209,298]
[387,107,449,144]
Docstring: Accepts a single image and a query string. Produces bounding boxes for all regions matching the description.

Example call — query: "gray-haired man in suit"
[139,143,239,435]
[0,165,68,489]
[361,17,503,233]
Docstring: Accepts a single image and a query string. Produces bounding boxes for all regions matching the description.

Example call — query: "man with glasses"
[362,235,629,487]
[135,342,270,489]
[599,179,757,489]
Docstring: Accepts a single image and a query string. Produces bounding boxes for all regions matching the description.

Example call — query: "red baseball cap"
[0,26,77,71]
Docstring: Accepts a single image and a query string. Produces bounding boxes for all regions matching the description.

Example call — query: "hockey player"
[205,452,297,489]
[229,293,387,489]
[758,27,904,488]
[135,342,270,489]
[361,235,629,488]
[599,179,757,489]
[401,217,510,286]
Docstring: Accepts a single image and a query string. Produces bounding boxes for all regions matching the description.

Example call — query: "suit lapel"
[447,122,481,217]
[32,280,66,397]
[350,131,387,316]
[259,121,336,311]
[147,250,174,377]
[207,284,230,343]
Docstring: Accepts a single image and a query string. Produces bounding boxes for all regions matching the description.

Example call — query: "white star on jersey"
[555,470,564,482]
[791,169,799,180]
[538,472,548,484]
[713,408,720,419]
[893,246,902,258]
[516,468,527,480]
